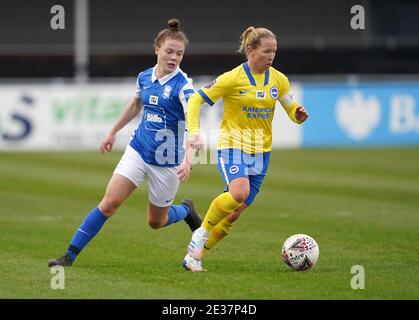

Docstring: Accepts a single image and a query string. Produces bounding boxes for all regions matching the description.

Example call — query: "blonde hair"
[238,26,276,55]
[154,18,189,48]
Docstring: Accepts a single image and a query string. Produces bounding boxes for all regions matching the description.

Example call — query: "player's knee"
[148,220,164,229]
[228,179,250,203]
[230,190,249,203]
[99,197,122,216]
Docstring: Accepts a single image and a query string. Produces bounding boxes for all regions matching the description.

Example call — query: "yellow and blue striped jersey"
[197,63,301,153]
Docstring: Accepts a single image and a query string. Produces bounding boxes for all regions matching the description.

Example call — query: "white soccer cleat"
[182,253,206,272]
[187,226,208,260]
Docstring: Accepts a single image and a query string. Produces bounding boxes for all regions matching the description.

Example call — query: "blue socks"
[166,204,189,226]
[66,207,108,262]
[65,204,188,262]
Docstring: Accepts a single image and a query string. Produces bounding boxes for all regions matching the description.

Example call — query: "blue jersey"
[129,66,195,167]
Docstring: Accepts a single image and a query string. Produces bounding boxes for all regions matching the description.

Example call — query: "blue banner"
[301,82,419,147]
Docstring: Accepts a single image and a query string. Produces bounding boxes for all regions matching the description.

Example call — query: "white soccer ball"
[281,234,319,271]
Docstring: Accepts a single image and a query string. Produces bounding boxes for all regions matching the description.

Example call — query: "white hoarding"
[0,80,302,151]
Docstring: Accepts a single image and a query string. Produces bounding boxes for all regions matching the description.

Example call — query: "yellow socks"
[202,192,242,232]
[202,217,233,257]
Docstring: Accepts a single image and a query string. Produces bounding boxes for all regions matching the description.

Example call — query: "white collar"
[151,65,180,85]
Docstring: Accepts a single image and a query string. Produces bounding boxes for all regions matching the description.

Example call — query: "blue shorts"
[217,148,271,206]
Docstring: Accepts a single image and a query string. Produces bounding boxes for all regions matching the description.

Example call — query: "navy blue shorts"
[217,148,271,206]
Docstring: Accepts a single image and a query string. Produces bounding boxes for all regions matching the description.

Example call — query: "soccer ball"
[281,234,319,271]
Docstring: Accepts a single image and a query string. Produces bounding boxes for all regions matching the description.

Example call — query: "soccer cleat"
[187,226,208,260]
[182,198,202,232]
[182,253,206,272]
[48,255,73,267]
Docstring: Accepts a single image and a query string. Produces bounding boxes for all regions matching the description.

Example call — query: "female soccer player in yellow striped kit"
[182,26,309,271]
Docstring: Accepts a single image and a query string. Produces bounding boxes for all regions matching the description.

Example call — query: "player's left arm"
[294,105,309,123]
[278,74,308,124]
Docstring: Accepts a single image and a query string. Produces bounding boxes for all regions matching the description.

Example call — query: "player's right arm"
[186,72,233,159]
[185,93,205,165]
[100,97,142,154]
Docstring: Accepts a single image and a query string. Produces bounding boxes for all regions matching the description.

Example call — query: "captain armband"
[278,91,296,107]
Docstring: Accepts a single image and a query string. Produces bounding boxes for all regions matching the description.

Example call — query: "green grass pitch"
[1,147,418,299]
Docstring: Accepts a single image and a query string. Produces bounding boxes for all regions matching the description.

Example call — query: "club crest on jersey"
[162,85,172,99]
[256,90,266,99]
[270,87,278,99]
[229,165,239,175]
[149,95,159,105]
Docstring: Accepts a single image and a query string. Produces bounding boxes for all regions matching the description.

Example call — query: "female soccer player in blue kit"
[48,19,201,267]
[182,26,309,271]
